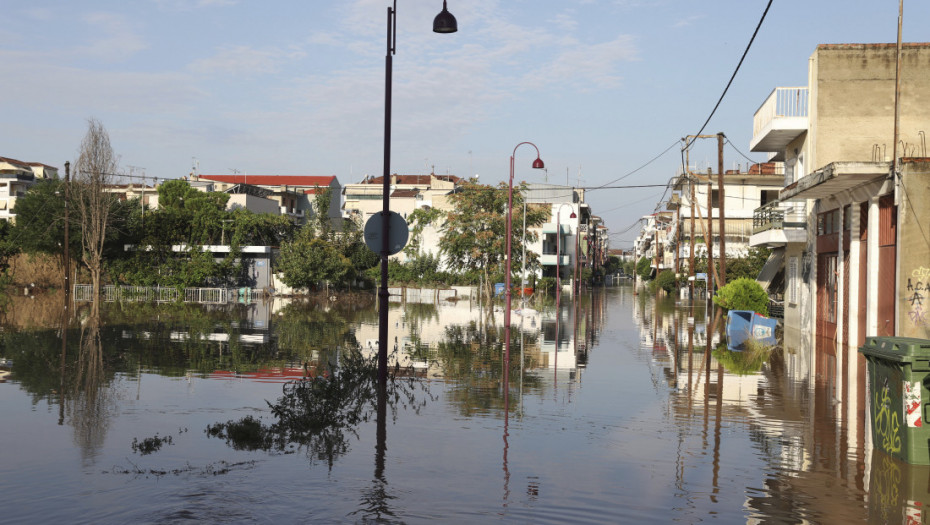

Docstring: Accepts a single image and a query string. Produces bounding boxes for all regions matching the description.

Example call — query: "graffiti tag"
[875,382,902,455]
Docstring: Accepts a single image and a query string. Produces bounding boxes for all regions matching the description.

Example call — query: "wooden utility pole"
[689,175,695,298]
[706,167,714,296]
[63,161,70,309]
[717,133,726,286]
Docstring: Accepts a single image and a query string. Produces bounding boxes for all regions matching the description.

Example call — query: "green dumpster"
[859,337,930,465]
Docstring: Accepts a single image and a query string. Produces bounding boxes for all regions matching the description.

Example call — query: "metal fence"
[74,285,262,304]
[388,287,459,304]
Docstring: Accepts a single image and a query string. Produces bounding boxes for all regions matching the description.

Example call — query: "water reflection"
[2,283,924,521]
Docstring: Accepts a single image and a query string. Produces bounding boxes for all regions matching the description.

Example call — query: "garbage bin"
[859,336,930,465]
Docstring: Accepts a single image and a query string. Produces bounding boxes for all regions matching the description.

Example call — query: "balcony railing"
[752,87,808,137]
[752,201,807,235]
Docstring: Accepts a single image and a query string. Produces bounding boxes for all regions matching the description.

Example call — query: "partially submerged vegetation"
[205,349,431,468]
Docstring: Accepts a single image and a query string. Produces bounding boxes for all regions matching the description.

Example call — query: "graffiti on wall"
[906,267,930,326]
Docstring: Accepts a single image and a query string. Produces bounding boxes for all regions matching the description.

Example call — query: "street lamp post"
[378,1,457,385]
[505,143,545,369]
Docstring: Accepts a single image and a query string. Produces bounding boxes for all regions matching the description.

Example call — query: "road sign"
[364,211,409,256]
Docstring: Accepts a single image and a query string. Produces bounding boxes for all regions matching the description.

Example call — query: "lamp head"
[532,157,545,169]
[433,1,457,33]
[570,211,577,219]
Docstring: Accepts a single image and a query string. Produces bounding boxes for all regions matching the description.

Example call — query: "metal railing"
[74,285,262,304]
[753,87,809,137]
[752,201,808,235]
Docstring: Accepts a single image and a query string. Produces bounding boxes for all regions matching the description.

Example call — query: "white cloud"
[77,12,148,62]
[188,46,293,76]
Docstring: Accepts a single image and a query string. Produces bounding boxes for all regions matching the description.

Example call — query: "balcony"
[749,201,807,247]
[750,87,809,161]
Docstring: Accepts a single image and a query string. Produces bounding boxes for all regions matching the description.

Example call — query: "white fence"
[388,287,459,304]
[74,285,264,304]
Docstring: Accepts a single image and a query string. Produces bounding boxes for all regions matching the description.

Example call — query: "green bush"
[635,257,653,280]
[655,270,677,293]
[712,277,769,315]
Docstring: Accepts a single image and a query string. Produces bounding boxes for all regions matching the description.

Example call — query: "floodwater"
[0,284,905,523]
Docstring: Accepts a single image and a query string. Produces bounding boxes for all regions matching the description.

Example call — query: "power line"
[589,140,681,191]
[684,0,774,149]
[725,137,759,164]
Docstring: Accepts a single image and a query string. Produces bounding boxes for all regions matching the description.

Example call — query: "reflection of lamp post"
[504,143,545,369]
[378,1,457,385]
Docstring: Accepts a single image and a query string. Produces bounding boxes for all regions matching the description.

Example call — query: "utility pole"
[683,134,716,297]
[689,175,695,299]
[63,162,70,309]
[717,132,726,286]
[706,167,714,297]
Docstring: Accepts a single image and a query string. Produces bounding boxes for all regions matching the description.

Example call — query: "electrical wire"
[589,140,681,191]
[684,0,774,150]
[725,137,759,164]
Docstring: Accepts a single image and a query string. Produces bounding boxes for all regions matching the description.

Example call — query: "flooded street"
[0,284,901,523]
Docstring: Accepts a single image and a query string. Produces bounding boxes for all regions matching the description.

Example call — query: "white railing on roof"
[753,87,809,136]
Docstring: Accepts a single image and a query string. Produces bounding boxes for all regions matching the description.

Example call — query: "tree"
[311,185,334,237]
[277,226,353,290]
[9,180,73,280]
[73,119,121,315]
[0,219,18,277]
[439,182,547,298]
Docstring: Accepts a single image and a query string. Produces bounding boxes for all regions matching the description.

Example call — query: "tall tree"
[439,182,547,299]
[277,226,353,291]
[73,119,120,315]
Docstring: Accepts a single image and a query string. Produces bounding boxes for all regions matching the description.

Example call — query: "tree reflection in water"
[68,315,113,463]
[206,349,432,469]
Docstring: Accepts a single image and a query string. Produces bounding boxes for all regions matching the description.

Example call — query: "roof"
[391,189,420,198]
[361,174,462,185]
[198,174,337,187]
[0,156,33,169]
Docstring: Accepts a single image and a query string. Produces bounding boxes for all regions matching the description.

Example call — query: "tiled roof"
[361,174,462,185]
[391,189,420,198]
[199,174,337,187]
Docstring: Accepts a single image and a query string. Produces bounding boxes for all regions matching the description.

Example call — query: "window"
[711,190,720,208]
[760,190,780,206]
[817,209,840,236]
[788,256,799,305]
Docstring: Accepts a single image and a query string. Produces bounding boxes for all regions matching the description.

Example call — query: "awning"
[780,161,890,201]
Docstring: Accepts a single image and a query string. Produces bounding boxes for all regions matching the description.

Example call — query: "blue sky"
[3,1,929,248]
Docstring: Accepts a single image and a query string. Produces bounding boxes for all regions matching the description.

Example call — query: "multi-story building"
[191,174,342,225]
[748,43,930,397]
[342,173,463,225]
[669,163,784,266]
[0,157,58,222]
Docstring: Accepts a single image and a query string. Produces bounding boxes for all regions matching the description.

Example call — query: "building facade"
[748,43,930,400]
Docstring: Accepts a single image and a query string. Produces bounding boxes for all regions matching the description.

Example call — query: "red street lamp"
[378,1,457,385]
[504,143,545,370]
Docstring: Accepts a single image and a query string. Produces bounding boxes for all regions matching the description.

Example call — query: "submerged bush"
[712,277,769,315]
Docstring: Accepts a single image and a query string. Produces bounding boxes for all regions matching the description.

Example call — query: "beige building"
[342,173,463,225]
[748,44,930,420]
[0,157,58,222]
[191,174,342,225]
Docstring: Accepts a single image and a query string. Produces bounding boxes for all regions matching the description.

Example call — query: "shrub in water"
[712,277,769,315]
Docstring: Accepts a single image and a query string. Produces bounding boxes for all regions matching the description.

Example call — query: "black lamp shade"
[433,1,457,33]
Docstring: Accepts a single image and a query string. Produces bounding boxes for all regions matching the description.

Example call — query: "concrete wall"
[896,159,930,338]
[811,44,930,171]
